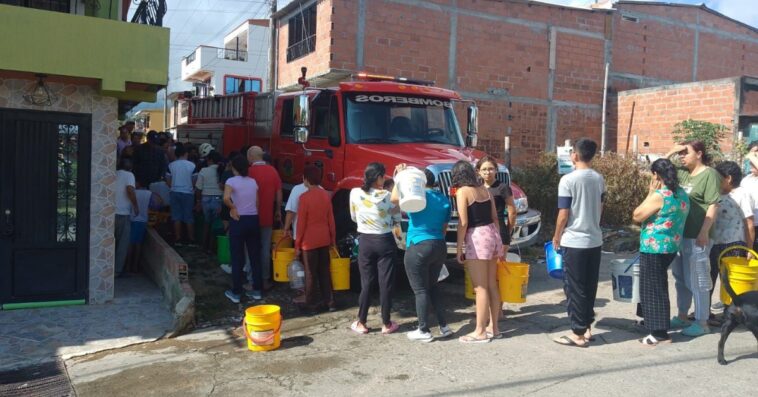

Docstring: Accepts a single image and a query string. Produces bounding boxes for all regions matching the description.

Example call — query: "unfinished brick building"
[272,0,758,164]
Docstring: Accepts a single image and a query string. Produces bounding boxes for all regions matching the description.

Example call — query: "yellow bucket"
[498,261,530,303]
[271,229,293,249]
[464,267,475,300]
[243,305,282,352]
[273,238,295,282]
[330,247,350,291]
[719,246,758,306]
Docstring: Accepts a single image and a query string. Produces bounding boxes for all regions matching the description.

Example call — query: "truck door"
[273,97,304,187]
[306,91,343,191]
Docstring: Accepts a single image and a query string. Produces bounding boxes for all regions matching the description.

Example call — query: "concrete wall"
[0,77,118,304]
[616,78,738,155]
[275,0,758,164]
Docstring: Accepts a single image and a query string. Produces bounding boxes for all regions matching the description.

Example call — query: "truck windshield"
[344,93,464,146]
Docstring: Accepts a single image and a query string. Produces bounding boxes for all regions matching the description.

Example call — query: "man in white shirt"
[167,145,198,245]
[115,158,138,276]
[283,183,308,243]
[741,145,758,250]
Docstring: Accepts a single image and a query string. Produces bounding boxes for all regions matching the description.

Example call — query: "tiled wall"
[0,78,117,304]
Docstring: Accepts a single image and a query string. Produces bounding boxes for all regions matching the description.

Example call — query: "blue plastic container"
[544,241,564,279]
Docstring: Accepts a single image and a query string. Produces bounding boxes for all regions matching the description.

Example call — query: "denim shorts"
[130,221,148,244]
[170,192,195,223]
[201,195,223,222]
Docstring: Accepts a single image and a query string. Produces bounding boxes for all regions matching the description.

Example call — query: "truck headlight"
[514,197,529,213]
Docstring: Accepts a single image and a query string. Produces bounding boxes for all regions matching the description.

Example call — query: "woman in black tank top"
[452,160,504,344]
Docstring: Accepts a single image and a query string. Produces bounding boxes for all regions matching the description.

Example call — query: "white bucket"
[395,167,427,213]
[610,257,640,303]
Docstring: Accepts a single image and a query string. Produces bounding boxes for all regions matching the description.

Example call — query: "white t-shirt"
[285,183,308,236]
[740,174,758,226]
[195,164,223,196]
[557,169,605,248]
[115,170,135,216]
[131,189,153,223]
[168,159,196,194]
[149,181,170,205]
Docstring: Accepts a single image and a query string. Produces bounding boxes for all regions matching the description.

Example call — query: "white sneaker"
[220,264,232,274]
[438,325,454,338]
[407,329,433,342]
[711,301,725,310]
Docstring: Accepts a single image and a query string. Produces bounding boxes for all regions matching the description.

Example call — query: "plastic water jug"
[395,167,427,213]
[288,259,305,290]
[693,246,712,292]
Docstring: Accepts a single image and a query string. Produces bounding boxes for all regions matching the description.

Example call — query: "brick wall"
[616,79,738,155]
[276,0,334,88]
[274,0,758,164]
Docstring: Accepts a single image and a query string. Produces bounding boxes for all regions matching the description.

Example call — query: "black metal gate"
[0,108,91,305]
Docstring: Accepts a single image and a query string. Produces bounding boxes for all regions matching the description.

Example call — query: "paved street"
[64,253,758,397]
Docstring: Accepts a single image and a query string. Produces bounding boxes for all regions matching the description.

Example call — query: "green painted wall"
[0,5,169,100]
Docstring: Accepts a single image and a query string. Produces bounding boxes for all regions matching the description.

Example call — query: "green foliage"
[671,119,728,161]
[512,152,649,237]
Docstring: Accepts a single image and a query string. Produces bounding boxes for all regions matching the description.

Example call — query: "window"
[224,76,262,95]
[286,4,317,62]
[280,99,294,136]
[311,92,340,146]
[0,0,70,12]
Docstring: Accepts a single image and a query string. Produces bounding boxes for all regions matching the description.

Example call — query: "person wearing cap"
[247,146,282,290]
[133,130,168,188]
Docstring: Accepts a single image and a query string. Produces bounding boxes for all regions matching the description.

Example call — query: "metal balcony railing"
[131,0,166,27]
[286,35,316,62]
[184,51,196,65]
[218,48,247,61]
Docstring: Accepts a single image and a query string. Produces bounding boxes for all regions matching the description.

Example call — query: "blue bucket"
[544,241,564,279]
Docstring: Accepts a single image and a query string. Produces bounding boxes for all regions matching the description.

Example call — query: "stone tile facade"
[0,78,117,304]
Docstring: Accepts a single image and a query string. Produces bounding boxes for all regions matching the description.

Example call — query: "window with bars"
[286,4,317,62]
[0,0,70,12]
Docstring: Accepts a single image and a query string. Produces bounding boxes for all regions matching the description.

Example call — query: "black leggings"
[404,240,447,332]
[357,233,397,325]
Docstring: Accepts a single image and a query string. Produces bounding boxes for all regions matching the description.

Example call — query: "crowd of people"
[113,123,758,345]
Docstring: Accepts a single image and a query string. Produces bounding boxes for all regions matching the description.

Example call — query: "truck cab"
[269,76,541,254]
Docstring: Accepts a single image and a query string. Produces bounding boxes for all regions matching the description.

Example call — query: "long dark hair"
[680,139,711,165]
[650,158,680,194]
[231,156,249,177]
[475,155,498,171]
[361,162,386,192]
[451,160,481,188]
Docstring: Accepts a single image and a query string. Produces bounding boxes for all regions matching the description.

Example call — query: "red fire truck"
[176,72,541,255]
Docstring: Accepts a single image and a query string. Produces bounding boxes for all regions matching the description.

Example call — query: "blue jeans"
[201,195,222,223]
[170,192,194,223]
[671,238,711,322]
[404,240,447,332]
[230,215,261,294]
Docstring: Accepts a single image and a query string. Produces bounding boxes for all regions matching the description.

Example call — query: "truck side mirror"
[294,94,310,127]
[467,105,478,135]
[466,105,478,148]
[294,127,309,144]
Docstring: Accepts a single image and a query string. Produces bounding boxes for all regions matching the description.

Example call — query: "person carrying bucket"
[632,158,689,346]
[294,165,337,314]
[552,138,605,348]
[349,162,401,335]
[391,165,453,342]
[710,161,754,319]
[453,161,503,343]
[664,141,721,337]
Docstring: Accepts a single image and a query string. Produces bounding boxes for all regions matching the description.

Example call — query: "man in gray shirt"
[552,138,605,348]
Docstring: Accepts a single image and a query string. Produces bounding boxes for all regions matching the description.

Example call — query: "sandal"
[350,321,368,335]
[486,331,504,339]
[458,334,491,344]
[639,334,671,347]
[553,335,588,348]
[381,321,399,335]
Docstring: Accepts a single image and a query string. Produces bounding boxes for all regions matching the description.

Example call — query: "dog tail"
[720,265,741,306]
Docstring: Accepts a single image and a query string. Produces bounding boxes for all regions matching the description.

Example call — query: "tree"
[671,119,728,161]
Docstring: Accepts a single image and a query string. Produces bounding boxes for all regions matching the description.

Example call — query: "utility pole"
[268,0,278,92]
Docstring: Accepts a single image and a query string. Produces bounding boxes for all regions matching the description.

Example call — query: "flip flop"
[381,321,399,335]
[486,331,504,339]
[458,335,491,344]
[553,335,588,348]
[350,321,368,335]
[639,334,671,347]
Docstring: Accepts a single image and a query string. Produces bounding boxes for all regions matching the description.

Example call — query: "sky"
[128,0,758,111]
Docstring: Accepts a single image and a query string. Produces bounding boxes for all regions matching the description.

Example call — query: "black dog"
[717,267,758,365]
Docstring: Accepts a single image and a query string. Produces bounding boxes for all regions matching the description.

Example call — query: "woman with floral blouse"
[632,158,689,346]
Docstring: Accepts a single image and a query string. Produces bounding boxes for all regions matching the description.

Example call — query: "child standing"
[127,182,162,273]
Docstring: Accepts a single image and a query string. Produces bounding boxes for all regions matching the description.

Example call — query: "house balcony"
[181,46,249,83]
[0,3,169,103]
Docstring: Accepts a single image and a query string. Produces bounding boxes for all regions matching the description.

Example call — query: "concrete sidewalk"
[0,275,174,372]
[64,253,757,396]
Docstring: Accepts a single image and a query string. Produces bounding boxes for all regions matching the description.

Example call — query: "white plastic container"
[610,257,640,303]
[395,166,427,213]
